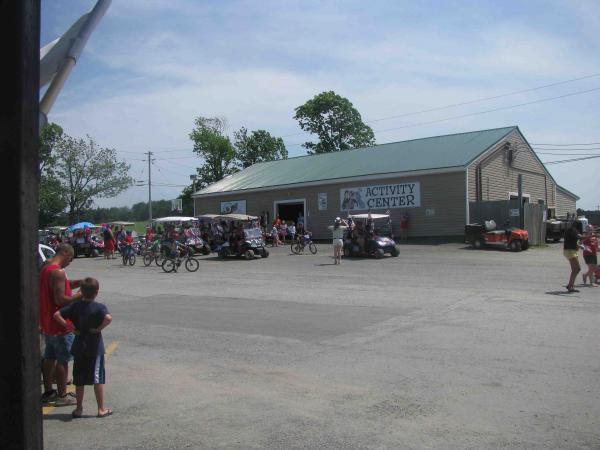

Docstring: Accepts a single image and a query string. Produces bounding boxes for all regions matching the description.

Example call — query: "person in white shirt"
[328,217,348,265]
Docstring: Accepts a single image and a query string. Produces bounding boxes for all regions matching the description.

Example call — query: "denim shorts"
[43,333,74,364]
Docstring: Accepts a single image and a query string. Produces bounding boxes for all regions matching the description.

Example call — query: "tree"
[294,91,375,154]
[178,185,195,216]
[189,117,238,189]
[39,123,68,227]
[52,134,133,223]
[233,127,288,168]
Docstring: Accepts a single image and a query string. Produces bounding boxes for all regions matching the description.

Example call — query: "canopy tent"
[152,216,197,224]
[67,221,98,231]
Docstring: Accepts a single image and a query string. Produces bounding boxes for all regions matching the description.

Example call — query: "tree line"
[40,91,375,227]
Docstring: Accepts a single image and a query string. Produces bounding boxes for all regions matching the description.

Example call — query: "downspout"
[465,168,470,224]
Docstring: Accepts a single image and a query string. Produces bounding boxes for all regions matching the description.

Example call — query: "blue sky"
[42,0,599,210]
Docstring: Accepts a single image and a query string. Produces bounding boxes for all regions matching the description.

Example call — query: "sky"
[41,0,599,210]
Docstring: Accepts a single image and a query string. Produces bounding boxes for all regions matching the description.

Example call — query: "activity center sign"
[340,182,421,211]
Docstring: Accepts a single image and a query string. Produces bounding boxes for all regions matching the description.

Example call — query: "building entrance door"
[275,200,305,227]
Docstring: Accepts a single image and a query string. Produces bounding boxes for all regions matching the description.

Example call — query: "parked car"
[465,220,529,251]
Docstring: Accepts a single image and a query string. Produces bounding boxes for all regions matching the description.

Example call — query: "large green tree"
[294,91,375,154]
[39,123,68,226]
[189,117,238,188]
[52,134,133,223]
[233,127,288,168]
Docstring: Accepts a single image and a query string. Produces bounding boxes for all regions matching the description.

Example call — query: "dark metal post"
[0,1,43,448]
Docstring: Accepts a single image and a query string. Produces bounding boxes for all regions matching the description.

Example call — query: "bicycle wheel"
[162,258,176,273]
[308,242,318,254]
[143,253,153,266]
[291,242,301,254]
[128,253,136,266]
[155,253,166,267]
[185,257,199,272]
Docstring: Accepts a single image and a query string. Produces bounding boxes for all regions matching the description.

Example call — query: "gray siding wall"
[467,130,557,207]
[555,190,577,217]
[195,171,467,239]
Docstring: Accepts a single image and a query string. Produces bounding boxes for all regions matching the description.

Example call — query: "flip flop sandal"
[72,411,83,419]
[97,409,113,418]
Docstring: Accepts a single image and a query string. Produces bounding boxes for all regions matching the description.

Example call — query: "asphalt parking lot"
[43,241,600,449]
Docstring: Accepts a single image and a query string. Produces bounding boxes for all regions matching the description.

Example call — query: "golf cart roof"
[349,213,390,220]
[196,214,221,220]
[108,221,135,226]
[152,216,197,223]
[216,213,258,221]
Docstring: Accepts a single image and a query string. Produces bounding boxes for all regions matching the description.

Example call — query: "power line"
[537,151,600,156]
[366,73,600,125]
[532,142,600,146]
[533,147,600,151]
[281,86,600,149]
[543,154,600,165]
[373,86,600,135]
[153,156,199,161]
[278,72,600,138]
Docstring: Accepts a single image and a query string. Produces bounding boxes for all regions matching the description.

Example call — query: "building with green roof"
[193,126,577,239]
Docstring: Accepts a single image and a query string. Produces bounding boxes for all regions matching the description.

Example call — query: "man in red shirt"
[40,243,83,405]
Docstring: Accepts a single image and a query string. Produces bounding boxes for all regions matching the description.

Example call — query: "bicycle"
[161,245,199,273]
[121,245,136,266]
[142,240,163,266]
[291,233,317,255]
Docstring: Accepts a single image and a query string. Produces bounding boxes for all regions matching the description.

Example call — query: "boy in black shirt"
[54,277,113,418]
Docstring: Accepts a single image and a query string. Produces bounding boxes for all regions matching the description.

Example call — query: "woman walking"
[102,225,115,260]
[329,217,347,265]
[582,225,598,286]
[563,220,583,293]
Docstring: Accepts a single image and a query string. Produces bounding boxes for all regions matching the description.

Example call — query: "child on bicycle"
[123,231,134,257]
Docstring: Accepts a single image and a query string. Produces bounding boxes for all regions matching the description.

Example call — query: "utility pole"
[147,151,153,222]
[190,174,197,217]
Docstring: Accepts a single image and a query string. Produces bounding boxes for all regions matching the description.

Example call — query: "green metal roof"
[195,126,517,196]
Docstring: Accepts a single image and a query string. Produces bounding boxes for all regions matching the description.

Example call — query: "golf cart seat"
[484,220,496,232]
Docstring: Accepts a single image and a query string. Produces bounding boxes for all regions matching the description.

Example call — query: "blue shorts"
[43,333,74,364]
[73,355,105,386]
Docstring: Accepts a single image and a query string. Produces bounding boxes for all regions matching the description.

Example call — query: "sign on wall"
[318,193,327,210]
[220,200,247,214]
[340,182,421,211]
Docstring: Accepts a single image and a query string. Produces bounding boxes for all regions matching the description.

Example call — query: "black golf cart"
[343,213,400,258]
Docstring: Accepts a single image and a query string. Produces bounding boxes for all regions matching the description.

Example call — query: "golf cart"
[343,213,400,258]
[195,214,223,253]
[215,214,269,260]
[67,222,100,257]
[109,221,138,254]
[465,220,529,251]
[151,216,210,255]
[545,218,567,242]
